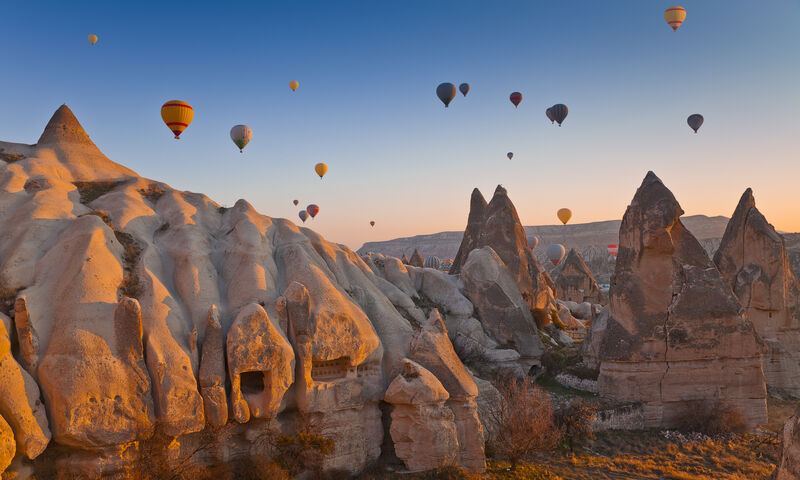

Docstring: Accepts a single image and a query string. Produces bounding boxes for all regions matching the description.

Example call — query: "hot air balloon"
[687,114,704,133]
[459,83,470,97]
[307,204,319,218]
[664,6,686,32]
[161,100,194,139]
[546,244,566,266]
[370,221,376,227]
[88,34,98,45]
[607,244,619,258]
[289,80,300,91]
[293,199,299,206]
[424,256,442,269]
[314,163,328,179]
[437,83,457,107]
[546,107,555,124]
[510,92,522,108]
[507,152,514,160]
[557,208,572,225]
[528,236,540,250]
[229,125,252,153]
[298,210,308,223]
[550,104,568,126]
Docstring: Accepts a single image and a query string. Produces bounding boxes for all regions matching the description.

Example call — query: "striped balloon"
[161,100,194,139]
[664,6,686,32]
[424,256,442,269]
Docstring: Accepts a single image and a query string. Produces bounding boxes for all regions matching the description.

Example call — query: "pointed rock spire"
[554,249,605,305]
[37,105,97,147]
[409,249,425,268]
[450,188,487,275]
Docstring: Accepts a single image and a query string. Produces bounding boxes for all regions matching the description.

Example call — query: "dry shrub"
[73,180,125,204]
[275,432,335,476]
[674,400,747,435]
[485,377,561,469]
[138,183,167,203]
[554,400,596,452]
[0,150,25,163]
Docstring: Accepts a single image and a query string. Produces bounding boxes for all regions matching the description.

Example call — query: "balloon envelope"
[664,6,687,31]
[510,92,522,107]
[293,199,299,206]
[437,83,457,107]
[507,152,513,160]
[424,256,442,269]
[298,210,308,223]
[289,80,299,91]
[550,104,568,126]
[229,125,252,152]
[306,204,319,218]
[370,221,375,227]
[687,114,704,133]
[161,100,194,139]
[546,107,555,124]
[528,236,539,250]
[459,83,470,96]
[557,208,572,225]
[607,244,619,258]
[314,163,328,179]
[88,34,98,45]
[546,244,566,265]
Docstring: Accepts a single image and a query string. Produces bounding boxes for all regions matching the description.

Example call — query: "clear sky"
[1,1,798,249]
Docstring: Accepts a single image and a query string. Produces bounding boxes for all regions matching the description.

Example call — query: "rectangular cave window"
[240,371,265,395]
[311,357,350,381]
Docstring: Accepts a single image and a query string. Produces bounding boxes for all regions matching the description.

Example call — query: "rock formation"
[588,172,767,428]
[776,409,800,480]
[713,189,800,396]
[401,254,410,265]
[449,185,556,313]
[409,249,425,267]
[554,249,606,305]
[0,106,486,476]
[385,359,458,472]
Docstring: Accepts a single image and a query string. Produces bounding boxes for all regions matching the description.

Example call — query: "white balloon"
[546,244,566,265]
[230,124,253,152]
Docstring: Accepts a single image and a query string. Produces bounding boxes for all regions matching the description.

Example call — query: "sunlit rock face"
[553,249,606,305]
[591,172,767,429]
[713,189,800,397]
[776,409,800,480]
[0,106,486,476]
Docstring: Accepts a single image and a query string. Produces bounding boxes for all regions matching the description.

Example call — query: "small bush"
[485,377,561,470]
[674,400,747,435]
[73,180,125,204]
[275,432,335,476]
[540,347,581,378]
[138,183,167,203]
[554,400,596,452]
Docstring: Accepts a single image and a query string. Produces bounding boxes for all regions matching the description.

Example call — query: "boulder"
[593,172,766,428]
[713,189,800,396]
[385,359,458,472]
[227,303,294,423]
[0,414,14,475]
[459,246,544,368]
[553,249,606,305]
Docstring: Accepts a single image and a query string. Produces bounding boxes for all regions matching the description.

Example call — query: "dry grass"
[138,183,167,203]
[73,180,125,204]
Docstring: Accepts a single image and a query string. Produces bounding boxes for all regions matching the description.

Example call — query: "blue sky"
[1,1,798,248]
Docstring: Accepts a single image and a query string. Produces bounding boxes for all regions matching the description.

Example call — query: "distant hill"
[358,215,769,283]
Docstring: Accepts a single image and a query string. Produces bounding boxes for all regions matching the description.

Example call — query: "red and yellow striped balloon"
[664,6,686,32]
[161,100,194,139]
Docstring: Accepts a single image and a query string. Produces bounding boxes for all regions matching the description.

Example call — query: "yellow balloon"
[664,6,686,32]
[289,80,300,91]
[314,163,328,179]
[557,208,572,225]
[88,34,98,45]
[161,100,194,139]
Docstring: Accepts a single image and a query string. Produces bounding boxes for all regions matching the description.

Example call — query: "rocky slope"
[0,106,492,477]
[583,172,767,429]
[360,216,748,284]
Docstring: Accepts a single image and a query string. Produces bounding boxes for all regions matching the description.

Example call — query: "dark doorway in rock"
[240,371,265,395]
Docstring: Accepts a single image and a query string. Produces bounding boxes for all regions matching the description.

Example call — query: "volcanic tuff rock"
[776,409,800,480]
[554,249,606,305]
[589,172,767,428]
[409,249,424,267]
[0,105,486,476]
[450,185,556,313]
[713,189,800,397]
